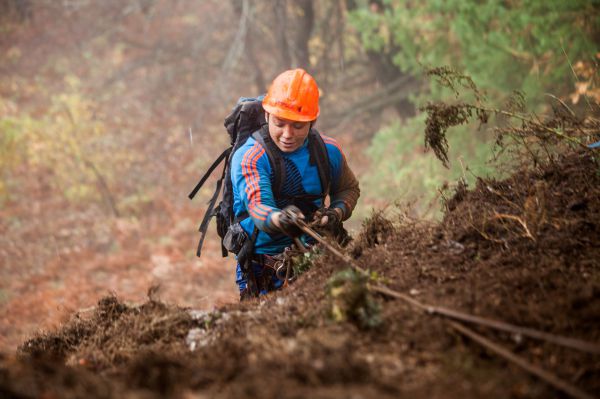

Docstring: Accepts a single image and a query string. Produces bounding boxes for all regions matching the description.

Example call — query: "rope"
[449,321,595,399]
[299,221,600,354]
[368,284,600,355]
[295,222,600,398]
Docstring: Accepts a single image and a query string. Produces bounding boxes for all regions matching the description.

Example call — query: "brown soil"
[1,150,599,399]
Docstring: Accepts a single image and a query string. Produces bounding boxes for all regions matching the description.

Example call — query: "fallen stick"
[449,321,595,399]
[298,221,600,354]
[369,284,600,355]
[294,222,600,397]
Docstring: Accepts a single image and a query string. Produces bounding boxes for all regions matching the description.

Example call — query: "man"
[230,68,360,299]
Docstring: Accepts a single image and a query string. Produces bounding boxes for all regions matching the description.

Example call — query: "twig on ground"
[490,212,535,241]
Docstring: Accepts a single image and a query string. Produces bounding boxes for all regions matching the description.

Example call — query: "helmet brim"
[263,103,319,123]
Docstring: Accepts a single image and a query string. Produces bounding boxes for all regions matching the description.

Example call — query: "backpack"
[188,97,332,259]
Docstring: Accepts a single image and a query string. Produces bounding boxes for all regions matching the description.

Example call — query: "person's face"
[267,113,311,152]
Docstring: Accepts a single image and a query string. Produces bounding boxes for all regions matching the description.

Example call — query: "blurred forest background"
[0,0,598,352]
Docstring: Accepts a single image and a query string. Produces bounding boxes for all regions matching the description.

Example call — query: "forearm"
[246,198,280,234]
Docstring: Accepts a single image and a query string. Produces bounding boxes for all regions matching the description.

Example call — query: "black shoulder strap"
[251,126,331,199]
[308,128,332,198]
[188,147,232,200]
[252,125,285,197]
[194,149,232,257]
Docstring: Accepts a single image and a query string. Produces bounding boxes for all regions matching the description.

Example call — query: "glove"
[314,207,342,231]
[277,205,305,237]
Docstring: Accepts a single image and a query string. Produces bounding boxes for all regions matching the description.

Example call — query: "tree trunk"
[274,0,292,70]
[231,0,266,92]
[291,0,314,69]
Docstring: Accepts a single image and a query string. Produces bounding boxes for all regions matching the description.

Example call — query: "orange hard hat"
[262,68,320,122]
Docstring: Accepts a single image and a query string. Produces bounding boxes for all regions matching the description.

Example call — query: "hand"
[275,205,305,237]
[313,207,343,230]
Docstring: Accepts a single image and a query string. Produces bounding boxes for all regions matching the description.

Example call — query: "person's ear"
[264,112,269,123]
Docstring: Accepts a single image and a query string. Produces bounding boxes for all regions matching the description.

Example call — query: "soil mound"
[1,150,599,398]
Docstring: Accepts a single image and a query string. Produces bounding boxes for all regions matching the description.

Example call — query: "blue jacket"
[230,132,359,255]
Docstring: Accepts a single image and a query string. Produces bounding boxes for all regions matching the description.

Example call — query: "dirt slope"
[1,150,599,399]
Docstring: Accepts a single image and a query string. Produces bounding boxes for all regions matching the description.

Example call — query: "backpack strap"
[195,149,232,257]
[242,227,260,296]
[308,128,331,199]
[234,210,249,223]
[252,125,285,197]
[251,126,332,200]
[188,147,232,200]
